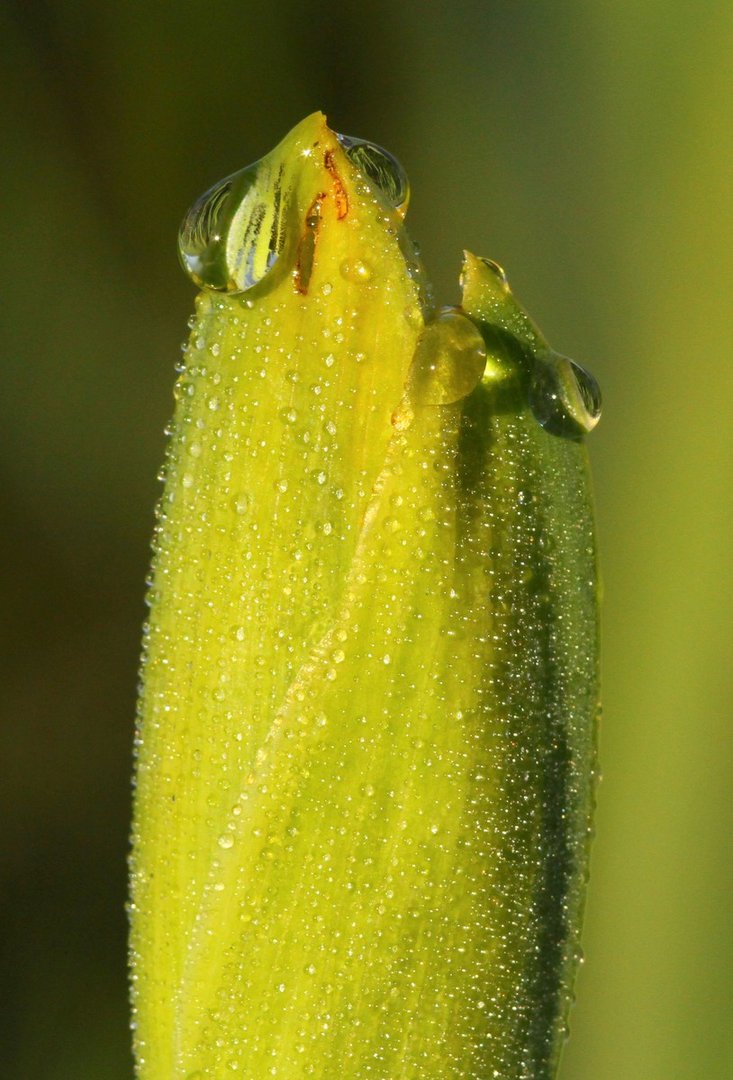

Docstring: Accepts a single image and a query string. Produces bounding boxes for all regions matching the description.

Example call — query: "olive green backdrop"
[2,2,731,1077]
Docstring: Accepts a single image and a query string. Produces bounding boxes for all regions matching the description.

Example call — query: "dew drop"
[479,257,509,288]
[218,833,234,850]
[529,352,602,438]
[178,156,289,293]
[407,308,487,405]
[337,134,410,216]
[340,258,373,283]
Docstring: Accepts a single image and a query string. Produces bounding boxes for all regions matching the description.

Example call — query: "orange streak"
[324,150,349,220]
[293,192,326,295]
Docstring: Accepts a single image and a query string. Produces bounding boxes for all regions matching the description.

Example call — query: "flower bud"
[130,114,600,1080]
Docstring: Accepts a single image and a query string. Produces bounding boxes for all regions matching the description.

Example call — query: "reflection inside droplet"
[337,134,410,216]
[178,159,287,293]
[529,353,602,438]
[407,308,487,406]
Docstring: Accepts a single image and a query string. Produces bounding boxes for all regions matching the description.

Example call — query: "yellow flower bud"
[130,113,600,1080]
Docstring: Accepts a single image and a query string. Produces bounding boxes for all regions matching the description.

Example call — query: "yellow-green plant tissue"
[129,113,601,1080]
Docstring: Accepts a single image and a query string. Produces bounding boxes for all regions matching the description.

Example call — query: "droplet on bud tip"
[337,134,410,217]
[178,161,287,294]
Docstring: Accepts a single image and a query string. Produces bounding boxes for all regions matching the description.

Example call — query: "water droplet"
[178,156,289,293]
[218,832,234,850]
[340,258,373,283]
[407,308,487,405]
[479,257,509,288]
[529,352,602,438]
[337,134,410,216]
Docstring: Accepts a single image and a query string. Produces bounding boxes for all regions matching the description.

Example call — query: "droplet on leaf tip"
[480,257,509,288]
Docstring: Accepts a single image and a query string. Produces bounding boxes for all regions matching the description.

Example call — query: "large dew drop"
[337,134,410,217]
[178,159,287,293]
[529,352,602,438]
[407,308,488,405]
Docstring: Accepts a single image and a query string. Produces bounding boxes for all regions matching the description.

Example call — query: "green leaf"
[130,115,600,1080]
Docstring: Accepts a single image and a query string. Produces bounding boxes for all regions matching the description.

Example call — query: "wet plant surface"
[131,114,600,1080]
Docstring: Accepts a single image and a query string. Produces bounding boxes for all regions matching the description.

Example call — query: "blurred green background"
[2,1,732,1077]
